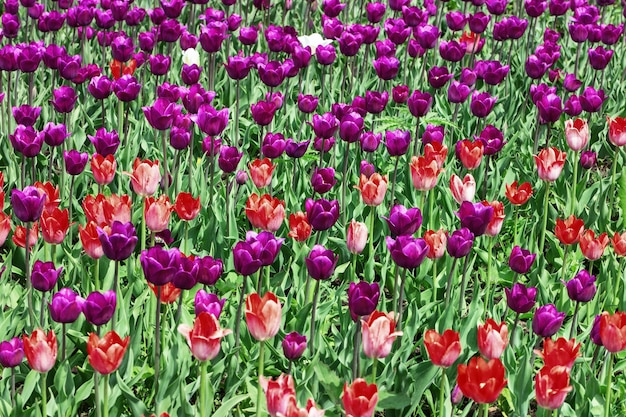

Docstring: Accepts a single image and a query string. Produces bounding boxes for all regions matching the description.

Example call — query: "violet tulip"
[382,205,422,237]
[348,281,380,320]
[386,235,429,269]
[532,304,565,338]
[508,246,537,274]
[446,228,474,258]
[564,270,597,303]
[305,244,338,280]
[49,288,85,323]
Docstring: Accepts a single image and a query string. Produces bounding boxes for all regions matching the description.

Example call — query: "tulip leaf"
[619,167,626,228]
[19,370,39,405]
[212,394,249,417]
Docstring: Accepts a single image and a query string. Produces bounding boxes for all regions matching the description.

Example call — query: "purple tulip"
[49,288,85,323]
[224,53,252,80]
[0,338,24,368]
[12,105,41,127]
[439,40,466,62]
[563,95,583,117]
[142,97,181,131]
[339,112,364,143]
[305,198,340,231]
[311,167,336,194]
[199,21,228,53]
[111,35,134,62]
[113,75,142,102]
[233,239,263,276]
[217,146,243,173]
[63,150,89,175]
[338,30,363,56]
[392,85,409,104]
[532,304,565,338]
[580,150,596,169]
[50,86,77,114]
[384,18,411,44]
[505,283,537,314]
[366,2,386,22]
[414,24,440,49]
[88,128,120,156]
[261,132,288,159]
[427,66,454,89]
[195,255,223,286]
[591,314,602,345]
[579,86,606,113]
[537,93,562,124]
[285,139,310,158]
[83,290,116,326]
[382,205,422,237]
[365,90,388,114]
[42,122,70,147]
[246,231,284,267]
[448,80,472,104]
[477,125,506,155]
[194,289,226,317]
[250,100,277,126]
[9,125,43,158]
[564,270,597,303]
[446,228,474,258]
[282,332,307,362]
[97,221,138,261]
[468,12,490,33]
[456,201,493,237]
[422,125,445,144]
[297,94,319,114]
[193,104,229,136]
[140,246,180,286]
[11,186,45,222]
[172,255,199,290]
[407,90,432,118]
[508,246,537,274]
[446,11,468,31]
[305,244,338,280]
[562,73,582,92]
[348,281,380,320]
[384,130,411,156]
[311,113,339,139]
[257,60,285,87]
[315,43,337,65]
[373,56,400,80]
[386,235,430,269]
[600,23,623,45]
[31,260,62,292]
[470,91,497,118]
[181,63,201,85]
[17,43,41,72]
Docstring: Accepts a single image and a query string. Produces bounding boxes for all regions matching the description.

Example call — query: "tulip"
[140,246,180,286]
[87,331,129,374]
[91,154,117,186]
[50,86,77,114]
[599,312,626,353]
[505,283,537,314]
[260,374,296,417]
[469,91,497,118]
[580,151,596,169]
[410,155,442,191]
[564,118,589,151]
[477,319,508,359]
[456,201,493,237]
[31,260,62,292]
[249,158,276,188]
[233,240,263,276]
[310,167,336,195]
[357,173,388,206]
[505,182,533,205]
[386,236,429,269]
[449,174,475,204]
[288,212,311,242]
[537,337,581,371]
[423,229,447,259]
[98,221,137,261]
[83,290,117,326]
[64,150,89,175]
[0,338,24,368]
[423,329,461,367]
[554,215,585,245]
[477,125,506,155]
[11,186,45,223]
[342,379,378,417]
[347,220,368,255]
[282,332,307,361]
[23,329,57,373]
[195,256,223,286]
[608,117,626,146]
[261,133,288,159]
[245,231,284,267]
[348,281,380,320]
[305,245,338,281]
[361,311,403,359]
[49,288,84,323]
[144,196,173,233]
[178,312,231,361]
[534,147,566,182]
[446,228,474,258]
[532,304,565,338]
[382,205,422,237]
[565,270,596,302]
[129,158,161,197]
[88,128,120,157]
[457,140,484,170]
[174,192,201,221]
[579,230,609,261]
[508,246,536,274]
[245,194,285,232]
[457,357,507,404]
[535,366,573,410]
[246,292,282,342]
[305,198,340,231]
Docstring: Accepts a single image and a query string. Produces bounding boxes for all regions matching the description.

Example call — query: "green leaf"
[378,391,412,410]
[212,394,249,417]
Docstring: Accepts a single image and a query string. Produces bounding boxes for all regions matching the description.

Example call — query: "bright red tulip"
[356,173,388,206]
[245,292,282,341]
[91,154,117,186]
[129,158,161,197]
[477,319,508,360]
[178,312,231,361]
[608,116,626,147]
[554,215,585,245]
[79,221,104,259]
[148,282,181,304]
[535,366,572,410]
[361,311,403,359]
[505,181,533,205]
[579,229,609,261]
[245,193,286,232]
[612,232,626,256]
[483,200,505,237]
[12,222,38,248]
[174,192,201,221]
[144,195,173,232]
[410,155,443,191]
[599,311,626,353]
[40,207,69,245]
[87,331,130,374]
[458,139,484,170]
[423,329,461,368]
[110,59,137,80]
[457,357,507,404]
[288,212,311,242]
[534,147,566,182]
[424,142,448,169]
[23,328,57,373]
[342,378,378,417]
[83,194,132,228]
[34,181,60,213]
[260,373,296,417]
[249,158,276,188]
[536,337,580,370]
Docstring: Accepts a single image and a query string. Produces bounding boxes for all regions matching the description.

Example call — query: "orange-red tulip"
[249,158,276,188]
[458,139,484,170]
[174,192,201,221]
[129,158,161,197]
[178,312,231,361]
[599,311,626,353]
[34,181,60,213]
[148,282,181,304]
[483,200,505,237]
[40,207,69,245]
[608,116,626,147]
[12,222,38,248]
[457,357,507,404]
[87,331,129,374]
[79,221,104,259]
[245,193,286,232]
[423,329,461,368]
[410,155,443,191]
[91,154,117,186]
[554,215,585,245]
[424,142,448,169]
[423,229,447,259]
[579,229,609,261]
[611,232,626,256]
[288,212,311,242]
[342,378,378,417]
[356,173,388,206]
[535,366,572,410]
[260,373,296,417]
[23,328,57,373]
[245,292,282,341]
[536,337,580,371]
[0,212,10,247]
[505,181,533,206]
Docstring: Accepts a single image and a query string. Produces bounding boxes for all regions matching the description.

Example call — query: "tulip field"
[3,0,626,415]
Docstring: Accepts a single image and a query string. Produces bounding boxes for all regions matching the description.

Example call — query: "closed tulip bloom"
[457,357,507,404]
[305,244,338,280]
[174,192,201,221]
[347,220,368,255]
[83,290,116,326]
[245,292,282,341]
[608,116,626,147]
[554,215,585,245]
[505,283,537,314]
[64,150,89,176]
[88,128,120,157]
[245,193,285,232]
[588,46,613,71]
[0,213,9,247]
[385,130,411,156]
[282,332,307,361]
[537,337,581,370]
[410,155,442,191]
[31,260,62,292]
[449,174,476,204]
[534,147,566,182]
[233,240,263,276]
[0,338,24,368]
[532,304,565,338]
[470,91,497,118]
[87,331,129,374]
[477,125,506,156]
[23,329,57,373]
[580,151,596,169]
[386,235,429,269]
[140,246,180,286]
[50,86,77,113]
[218,146,243,173]
[11,186,45,223]
[305,198,340,231]
[262,132,288,159]
[579,230,609,261]
[249,158,276,188]
[457,139,484,170]
[446,228,474,258]
[579,87,606,113]
[98,221,138,261]
[141,96,179,131]
[357,173,388,206]
[246,230,284,267]
[564,118,589,151]
[144,196,173,233]
[91,154,117,186]
[178,311,231,361]
[457,201,493,237]
[477,319,508,359]
[508,246,536,274]
[342,379,378,417]
[537,93,562,124]
[407,90,433,118]
[599,312,626,352]
[612,232,626,256]
[424,329,461,367]
[286,139,310,158]
[260,374,296,417]
[311,167,336,195]
[382,205,422,237]
[505,181,533,205]
[448,80,472,104]
[288,212,311,242]
[564,270,596,302]
[361,311,403,359]
[195,255,224,286]
[194,290,226,318]
[49,288,84,323]
[423,229,447,259]
[348,281,380,320]
[535,366,573,410]
[129,158,161,197]
[360,131,382,153]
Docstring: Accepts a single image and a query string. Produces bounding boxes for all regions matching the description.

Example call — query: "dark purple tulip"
[201,137,222,157]
[31,260,62,292]
[169,126,191,150]
[386,235,429,269]
[446,11,467,31]
[245,231,284,267]
[365,90,389,114]
[224,53,251,80]
[505,283,537,314]
[140,246,180,286]
[310,167,336,195]
[41,44,65,70]
[83,290,116,326]
[180,32,199,50]
[579,87,605,113]
[261,132,288,159]
[414,24,440,50]
[194,289,226,317]
[475,61,509,85]
[181,63,201,85]
[384,18,411,45]
[64,150,89,175]
[250,100,277,126]
[448,81,472,104]
[162,0,185,18]
[530,83,556,104]
[50,86,77,114]
[159,19,185,43]
[373,56,400,80]
[315,44,337,65]
[548,0,568,15]
[125,6,147,26]
[195,255,223,285]
[601,24,623,45]
[591,315,602,345]
[218,146,243,173]
[233,240,263,276]
[532,304,565,338]
[199,21,228,53]
[563,95,583,117]
[459,68,477,86]
[194,104,228,136]
[282,332,307,360]
[457,201,493,237]
[12,105,41,127]
[469,12,490,33]
[57,54,82,82]
[446,228,474,258]
[568,23,588,43]
[524,0,547,17]
[428,66,454,89]
[285,139,310,158]
[182,84,213,114]
[537,93,562,124]
[11,186,45,222]
[573,5,599,24]
[0,338,24,368]
[580,150,596,169]
[292,44,312,69]
[88,128,120,156]
[588,46,613,71]
[113,75,142,102]
[524,54,548,79]
[322,17,343,40]
[88,75,113,100]
[339,112,364,143]
[311,113,339,139]
[257,60,285,88]
[407,40,425,58]
[17,44,41,73]
[565,270,596,303]
[562,74,582,92]
[9,125,42,158]
[49,288,85,323]
[322,0,345,17]
[42,123,70,147]
[1,13,20,39]
[508,246,537,274]
[360,131,382,153]
[470,91,497,118]
[338,31,363,57]
[407,90,432,118]
[305,244,338,280]
[422,124,445,144]
[143,97,182,131]
[486,0,507,14]
[305,198,340,231]
[239,25,258,45]
[111,35,134,62]
[385,130,411,156]
[439,40,465,62]
[392,85,409,104]
[172,255,199,290]
[138,31,156,52]
[366,2,386,23]
[348,281,380,320]
[360,160,376,178]
[97,221,138,261]
[351,95,368,116]
[227,13,242,31]
[381,205,422,237]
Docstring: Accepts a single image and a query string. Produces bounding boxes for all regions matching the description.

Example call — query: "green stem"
[141,197,147,253]
[391,265,400,315]
[484,237,493,317]
[103,375,109,417]
[161,130,170,196]
[10,368,15,411]
[352,253,358,281]
[439,371,447,417]
[560,245,570,285]
[94,258,100,292]
[569,301,579,341]
[397,268,408,328]
[457,254,471,314]
[41,372,47,417]
[62,323,66,362]
[390,156,399,207]
[111,261,119,331]
[604,353,614,417]
[234,275,247,348]
[95,373,101,417]
[352,321,361,380]
[444,258,459,308]
[483,403,489,417]
[256,342,266,417]
[154,286,162,412]
[608,147,620,223]
[431,259,438,303]
[309,280,321,355]
[25,221,35,331]
[200,360,208,417]
[513,208,519,246]
[369,205,376,263]
[538,182,551,256]
[428,187,436,229]
[371,358,377,385]
[570,152,579,216]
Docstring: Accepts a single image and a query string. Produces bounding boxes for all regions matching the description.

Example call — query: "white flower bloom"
[297,33,333,53]
[182,48,200,66]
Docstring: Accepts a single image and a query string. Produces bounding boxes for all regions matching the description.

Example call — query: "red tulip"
[535,366,572,410]
[129,158,161,197]
[457,357,507,404]
[361,311,403,359]
[79,221,104,259]
[342,378,378,417]
[23,328,57,373]
[483,200,505,237]
[504,181,533,206]
[12,222,39,248]
[34,181,60,213]
[148,282,181,304]
[458,139,484,170]
[144,195,173,232]
[410,155,443,191]
[356,173,388,206]
[612,232,626,256]
[534,147,566,182]
[0,212,11,247]
[288,212,311,242]
[40,207,69,244]
[477,319,508,359]
[579,229,609,261]
[281,396,325,417]
[83,194,132,228]
[87,331,129,374]
[259,373,296,417]
[608,116,626,147]
[424,142,448,169]
[245,193,286,232]
[554,215,585,245]
[423,329,461,368]
[174,192,201,221]
[245,292,282,341]
[178,312,231,361]
[249,158,276,188]
[536,337,580,370]
[91,154,117,186]
[449,174,476,204]
[599,311,626,353]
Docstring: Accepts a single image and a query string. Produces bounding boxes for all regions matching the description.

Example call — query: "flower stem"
[161,129,170,196]
[111,261,119,331]
[391,265,399,315]
[200,360,208,417]
[439,370,447,417]
[154,286,162,412]
[390,156,399,207]
[10,368,15,410]
[513,207,519,246]
[608,147,620,223]
[397,268,408,328]
[604,353,614,417]
[41,372,47,417]
[367,206,376,276]
[371,358,378,385]
[309,280,321,355]
[457,254,471,314]
[256,341,266,417]
[444,258,459,308]
[103,375,109,417]
[509,312,520,348]
[25,221,35,331]
[62,323,66,362]
[538,182,551,256]
[570,152,579,216]
[483,403,489,417]
[484,237,494,317]
[95,373,101,417]
[352,321,361,380]
[234,275,247,348]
